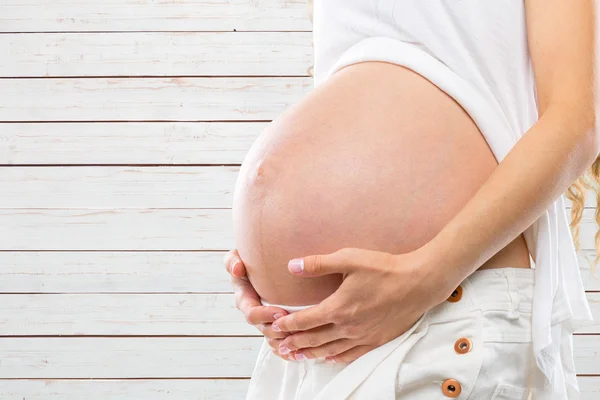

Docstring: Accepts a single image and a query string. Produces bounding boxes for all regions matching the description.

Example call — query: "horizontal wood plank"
[0,166,597,208]
[579,250,600,290]
[0,336,597,378]
[0,251,232,293]
[0,167,239,208]
[0,294,254,336]
[0,78,311,122]
[573,335,600,374]
[0,337,262,378]
[570,376,600,399]
[0,32,312,77]
[0,380,250,400]
[0,0,312,32]
[0,209,234,250]
[0,293,599,336]
[0,122,265,165]
[3,378,600,399]
[0,250,597,293]
[1,208,598,251]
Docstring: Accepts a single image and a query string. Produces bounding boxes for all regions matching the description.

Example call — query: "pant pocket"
[395,309,484,399]
[468,310,534,399]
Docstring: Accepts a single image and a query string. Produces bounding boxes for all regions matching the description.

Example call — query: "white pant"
[246,268,538,400]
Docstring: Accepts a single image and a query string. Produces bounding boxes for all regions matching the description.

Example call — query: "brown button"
[447,285,463,302]
[442,379,462,397]
[454,337,472,354]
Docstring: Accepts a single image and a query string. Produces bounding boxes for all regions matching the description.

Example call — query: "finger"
[267,337,284,350]
[223,249,246,278]
[277,324,339,354]
[230,274,291,328]
[263,324,291,340]
[290,338,357,360]
[272,347,295,361]
[325,345,374,364]
[234,278,261,315]
[244,303,290,326]
[288,247,374,277]
[223,249,239,274]
[271,300,335,333]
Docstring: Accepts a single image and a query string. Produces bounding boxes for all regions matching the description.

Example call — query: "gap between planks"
[0,75,309,79]
[0,164,242,167]
[0,377,252,380]
[0,30,312,35]
[0,120,273,123]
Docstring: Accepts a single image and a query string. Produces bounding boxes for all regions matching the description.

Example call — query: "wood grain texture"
[0,167,239,208]
[578,377,600,400]
[1,208,598,251]
[0,294,255,336]
[3,378,600,400]
[0,32,313,77]
[0,0,312,32]
[0,122,265,165]
[0,78,312,121]
[0,380,250,400]
[0,209,233,251]
[0,337,263,378]
[0,336,597,378]
[0,293,598,336]
[0,251,233,293]
[573,335,600,374]
[0,251,597,293]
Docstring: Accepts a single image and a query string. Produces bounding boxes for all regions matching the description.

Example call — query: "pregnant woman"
[226,0,597,399]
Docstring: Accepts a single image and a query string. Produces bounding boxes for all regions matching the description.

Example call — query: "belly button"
[249,158,270,183]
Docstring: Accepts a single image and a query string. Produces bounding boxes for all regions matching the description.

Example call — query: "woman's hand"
[223,249,293,360]
[271,246,454,363]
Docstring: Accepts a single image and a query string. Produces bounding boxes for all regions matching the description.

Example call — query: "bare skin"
[226,0,597,362]
[232,61,532,307]
[229,59,532,359]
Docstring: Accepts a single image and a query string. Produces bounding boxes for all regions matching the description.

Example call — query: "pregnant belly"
[232,61,531,306]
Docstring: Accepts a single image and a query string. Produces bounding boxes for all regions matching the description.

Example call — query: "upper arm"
[525,0,596,125]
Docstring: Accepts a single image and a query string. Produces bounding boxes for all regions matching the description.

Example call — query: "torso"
[232,61,531,306]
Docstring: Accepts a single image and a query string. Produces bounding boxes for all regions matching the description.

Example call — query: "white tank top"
[311,0,594,396]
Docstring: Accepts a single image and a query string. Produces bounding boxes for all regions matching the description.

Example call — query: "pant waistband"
[261,267,534,316]
[434,267,534,315]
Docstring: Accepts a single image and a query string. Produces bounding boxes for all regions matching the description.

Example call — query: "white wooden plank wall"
[0,1,598,398]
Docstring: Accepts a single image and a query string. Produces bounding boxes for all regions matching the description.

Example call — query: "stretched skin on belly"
[232,61,531,306]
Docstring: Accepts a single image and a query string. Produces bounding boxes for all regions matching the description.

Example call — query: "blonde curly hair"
[567,162,600,276]
[305,1,599,276]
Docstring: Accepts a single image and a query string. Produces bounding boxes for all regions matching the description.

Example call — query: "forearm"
[422,105,598,291]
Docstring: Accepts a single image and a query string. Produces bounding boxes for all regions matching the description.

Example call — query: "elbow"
[552,86,599,163]
[566,97,599,166]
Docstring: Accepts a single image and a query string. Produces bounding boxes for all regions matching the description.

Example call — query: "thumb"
[288,248,358,277]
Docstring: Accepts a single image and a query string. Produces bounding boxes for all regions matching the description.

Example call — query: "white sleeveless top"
[311,0,594,397]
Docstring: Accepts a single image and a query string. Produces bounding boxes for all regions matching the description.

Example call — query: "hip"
[246,267,538,400]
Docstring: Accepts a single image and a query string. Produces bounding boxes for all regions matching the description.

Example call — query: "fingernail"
[325,357,336,364]
[271,323,281,332]
[279,346,291,355]
[273,313,284,320]
[294,353,307,361]
[288,258,304,274]
[231,259,241,274]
